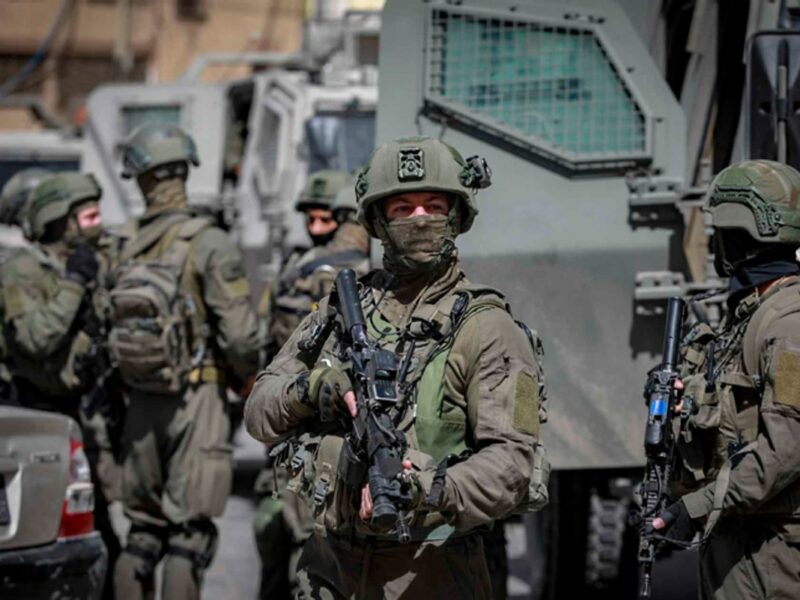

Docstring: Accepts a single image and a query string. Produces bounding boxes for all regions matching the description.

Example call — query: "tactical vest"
[108,213,213,395]
[285,277,549,541]
[679,277,800,519]
[1,246,92,397]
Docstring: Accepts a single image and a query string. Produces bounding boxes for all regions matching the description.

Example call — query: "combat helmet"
[295,170,350,212]
[705,160,800,243]
[332,177,358,223]
[0,168,51,227]
[27,172,102,241]
[119,123,200,179]
[355,137,491,238]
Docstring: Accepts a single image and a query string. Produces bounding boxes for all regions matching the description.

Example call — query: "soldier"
[262,170,350,358]
[110,123,260,600]
[653,160,800,599]
[0,171,120,598]
[0,168,50,403]
[245,137,548,599]
[253,170,370,599]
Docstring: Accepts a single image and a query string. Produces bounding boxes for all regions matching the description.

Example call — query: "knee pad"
[122,525,166,581]
[166,520,219,574]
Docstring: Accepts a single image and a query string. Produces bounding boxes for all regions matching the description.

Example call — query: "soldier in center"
[245,136,548,599]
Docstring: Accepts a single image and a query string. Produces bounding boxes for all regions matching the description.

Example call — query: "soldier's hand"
[66,243,99,284]
[308,366,356,422]
[359,459,413,521]
[652,499,696,544]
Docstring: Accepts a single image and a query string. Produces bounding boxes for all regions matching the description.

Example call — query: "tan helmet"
[119,122,200,179]
[0,168,52,227]
[355,136,490,238]
[295,170,350,212]
[27,173,102,241]
[705,159,800,243]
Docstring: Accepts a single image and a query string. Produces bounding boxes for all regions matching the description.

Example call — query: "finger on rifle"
[344,390,357,418]
[360,484,372,520]
[652,517,666,530]
[674,378,685,391]
[402,459,413,471]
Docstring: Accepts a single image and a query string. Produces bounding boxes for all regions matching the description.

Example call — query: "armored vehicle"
[82,10,379,289]
[375,0,800,598]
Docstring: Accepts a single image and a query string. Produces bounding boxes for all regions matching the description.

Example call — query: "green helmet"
[295,170,350,212]
[705,159,800,243]
[0,168,51,227]
[27,172,102,241]
[119,123,200,179]
[355,137,490,238]
[332,177,358,222]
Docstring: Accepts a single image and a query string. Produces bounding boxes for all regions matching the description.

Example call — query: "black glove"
[66,243,99,284]
[307,366,353,422]
[655,500,697,545]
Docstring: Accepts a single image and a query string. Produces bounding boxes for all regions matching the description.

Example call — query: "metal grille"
[428,9,647,162]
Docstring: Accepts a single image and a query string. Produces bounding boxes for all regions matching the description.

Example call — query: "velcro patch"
[226,277,251,298]
[513,372,540,435]
[2,286,28,321]
[775,350,800,408]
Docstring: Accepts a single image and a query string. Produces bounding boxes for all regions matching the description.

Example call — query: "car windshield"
[305,111,376,173]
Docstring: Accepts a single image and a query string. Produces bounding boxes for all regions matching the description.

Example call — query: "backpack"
[108,215,212,394]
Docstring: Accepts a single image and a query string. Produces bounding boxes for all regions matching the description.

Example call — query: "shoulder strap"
[119,212,188,264]
[742,278,800,376]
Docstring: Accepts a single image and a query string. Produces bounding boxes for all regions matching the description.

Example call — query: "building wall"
[0,0,304,129]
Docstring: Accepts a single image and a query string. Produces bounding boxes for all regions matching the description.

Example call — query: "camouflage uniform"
[669,160,800,599]
[0,172,121,598]
[111,124,260,600]
[0,168,50,403]
[254,170,370,599]
[245,137,549,600]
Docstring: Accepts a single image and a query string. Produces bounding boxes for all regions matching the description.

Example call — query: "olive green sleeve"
[244,311,320,443]
[682,312,800,519]
[1,257,86,358]
[417,307,540,531]
[194,228,261,378]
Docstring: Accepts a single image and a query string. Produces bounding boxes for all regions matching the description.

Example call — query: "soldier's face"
[76,202,101,230]
[383,193,450,221]
[306,208,337,243]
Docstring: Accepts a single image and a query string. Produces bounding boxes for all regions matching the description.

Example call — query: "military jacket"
[263,222,370,358]
[676,276,800,531]
[245,260,545,540]
[0,243,91,397]
[117,209,261,381]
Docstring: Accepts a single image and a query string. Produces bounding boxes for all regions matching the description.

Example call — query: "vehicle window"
[122,105,182,134]
[306,112,376,173]
[0,160,80,190]
[426,8,648,171]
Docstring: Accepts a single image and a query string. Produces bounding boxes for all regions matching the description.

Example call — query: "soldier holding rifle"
[245,137,549,599]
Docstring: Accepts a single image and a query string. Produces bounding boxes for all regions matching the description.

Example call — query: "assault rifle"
[638,297,686,599]
[335,268,414,543]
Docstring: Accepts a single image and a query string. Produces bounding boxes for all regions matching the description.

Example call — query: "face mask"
[139,176,188,215]
[379,214,456,274]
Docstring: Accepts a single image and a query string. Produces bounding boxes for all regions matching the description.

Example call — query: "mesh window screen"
[427,9,647,166]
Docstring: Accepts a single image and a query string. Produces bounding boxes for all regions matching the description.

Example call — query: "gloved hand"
[307,366,355,422]
[652,499,697,545]
[66,243,99,284]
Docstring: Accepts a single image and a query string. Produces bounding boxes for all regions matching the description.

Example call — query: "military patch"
[219,259,245,281]
[310,177,327,199]
[355,168,369,200]
[226,277,250,298]
[398,148,425,181]
[775,350,800,408]
[513,372,540,435]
